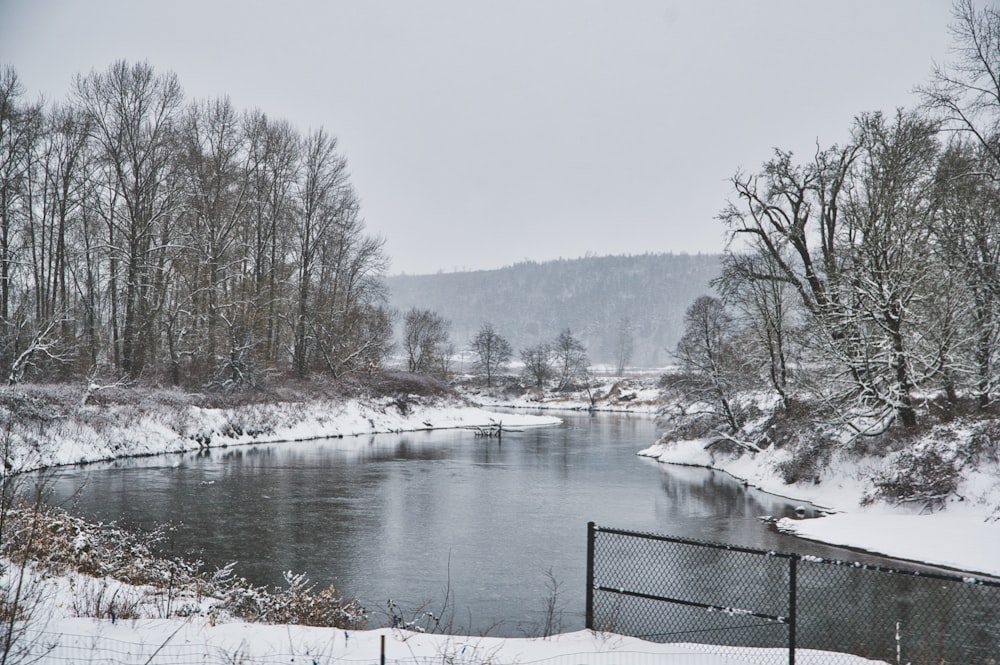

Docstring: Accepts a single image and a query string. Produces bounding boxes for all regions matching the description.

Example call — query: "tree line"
[402,310,592,391]
[386,253,720,367]
[676,0,1000,435]
[0,60,392,388]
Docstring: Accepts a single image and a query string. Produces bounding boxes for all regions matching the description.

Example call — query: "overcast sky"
[0,1,957,275]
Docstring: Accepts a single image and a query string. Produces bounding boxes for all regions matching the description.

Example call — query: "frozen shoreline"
[637,437,1000,579]
[12,380,998,580]
[477,382,1000,579]
[5,390,995,662]
[3,393,562,474]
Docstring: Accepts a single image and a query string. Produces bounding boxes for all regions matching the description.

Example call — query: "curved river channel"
[42,410,961,638]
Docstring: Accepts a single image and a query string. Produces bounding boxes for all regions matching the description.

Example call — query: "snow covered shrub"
[865,444,960,510]
[217,405,278,440]
[775,432,835,484]
[2,504,201,590]
[654,400,718,440]
[0,390,59,424]
[965,421,1000,465]
[222,571,367,629]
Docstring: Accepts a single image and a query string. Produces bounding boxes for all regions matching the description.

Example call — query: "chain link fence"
[585,522,1000,665]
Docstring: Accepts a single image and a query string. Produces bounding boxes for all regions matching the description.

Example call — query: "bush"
[3,503,367,628]
[865,445,960,510]
[775,433,835,484]
[222,571,366,628]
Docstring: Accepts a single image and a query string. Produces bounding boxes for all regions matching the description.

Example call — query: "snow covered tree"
[73,60,184,377]
[673,296,750,433]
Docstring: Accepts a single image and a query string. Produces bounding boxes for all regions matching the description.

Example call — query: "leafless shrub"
[222,571,367,629]
[865,445,961,511]
[775,433,836,484]
[68,577,143,622]
[539,568,564,638]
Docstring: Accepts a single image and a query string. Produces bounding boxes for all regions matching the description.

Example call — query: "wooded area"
[676,0,1000,433]
[0,61,391,388]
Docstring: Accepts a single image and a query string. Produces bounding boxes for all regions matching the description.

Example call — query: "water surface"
[43,410,912,635]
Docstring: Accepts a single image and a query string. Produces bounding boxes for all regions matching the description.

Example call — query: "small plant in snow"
[221,570,367,629]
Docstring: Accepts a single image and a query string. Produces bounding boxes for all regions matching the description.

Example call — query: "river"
[41,409,962,639]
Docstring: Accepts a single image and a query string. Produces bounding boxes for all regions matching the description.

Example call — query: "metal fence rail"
[585,522,1000,665]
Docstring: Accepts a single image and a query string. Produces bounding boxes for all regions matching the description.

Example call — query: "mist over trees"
[0,60,391,388]
[683,0,1000,435]
[387,253,721,367]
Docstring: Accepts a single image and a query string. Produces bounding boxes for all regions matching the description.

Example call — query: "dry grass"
[2,502,367,628]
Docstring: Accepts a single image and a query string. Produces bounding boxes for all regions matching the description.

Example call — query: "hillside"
[385,253,722,367]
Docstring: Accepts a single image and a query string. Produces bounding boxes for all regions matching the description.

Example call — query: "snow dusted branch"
[7,317,70,386]
[80,373,131,407]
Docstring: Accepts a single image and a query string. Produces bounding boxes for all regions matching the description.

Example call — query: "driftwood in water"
[466,421,524,439]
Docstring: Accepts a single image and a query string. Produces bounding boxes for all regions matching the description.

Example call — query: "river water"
[40,410,973,640]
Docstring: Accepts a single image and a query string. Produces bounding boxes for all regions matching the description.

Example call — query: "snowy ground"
[638,437,1000,578]
[25,610,884,665]
[4,392,562,473]
[4,381,995,662]
[469,374,664,414]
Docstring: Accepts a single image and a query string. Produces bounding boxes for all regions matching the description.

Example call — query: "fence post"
[788,556,797,665]
[586,521,595,630]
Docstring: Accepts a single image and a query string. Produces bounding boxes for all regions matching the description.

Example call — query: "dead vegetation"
[1,502,368,629]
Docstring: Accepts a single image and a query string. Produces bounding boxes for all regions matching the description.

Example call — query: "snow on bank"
[6,395,561,473]
[639,438,1000,578]
[471,376,664,414]
[28,616,882,665]
[775,510,1000,576]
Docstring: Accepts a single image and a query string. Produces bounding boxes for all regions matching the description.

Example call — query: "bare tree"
[920,0,1000,173]
[470,322,512,387]
[403,308,450,377]
[175,96,251,380]
[613,316,634,376]
[242,111,299,367]
[552,328,588,392]
[73,60,184,377]
[674,296,749,434]
[520,343,553,389]
[0,68,42,372]
[716,250,793,408]
[934,140,1000,408]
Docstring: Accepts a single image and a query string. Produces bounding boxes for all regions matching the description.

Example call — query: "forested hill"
[385,253,722,367]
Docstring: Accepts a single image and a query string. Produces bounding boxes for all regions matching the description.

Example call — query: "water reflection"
[41,411,944,637]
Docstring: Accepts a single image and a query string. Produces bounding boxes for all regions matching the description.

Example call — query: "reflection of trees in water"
[657,466,764,517]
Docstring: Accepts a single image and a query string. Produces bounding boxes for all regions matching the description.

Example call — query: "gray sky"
[0,1,956,275]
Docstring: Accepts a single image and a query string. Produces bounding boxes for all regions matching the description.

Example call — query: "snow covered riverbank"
[472,375,1000,579]
[21,619,886,665]
[638,437,1000,578]
[1,386,560,473]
